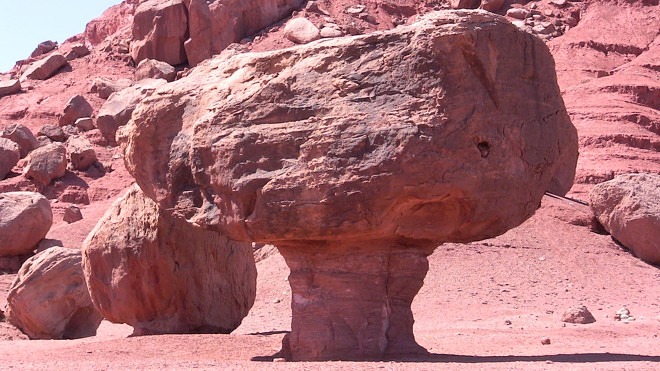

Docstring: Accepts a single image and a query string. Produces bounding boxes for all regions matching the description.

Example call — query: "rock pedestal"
[279,241,433,360]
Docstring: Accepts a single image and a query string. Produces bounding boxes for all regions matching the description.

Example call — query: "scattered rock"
[506,8,530,20]
[63,205,83,223]
[23,143,67,186]
[59,95,94,126]
[480,0,505,12]
[541,337,551,345]
[97,79,166,144]
[74,117,95,132]
[0,123,39,158]
[450,0,481,10]
[0,192,53,257]
[90,77,132,99]
[65,44,91,60]
[82,185,257,335]
[0,79,21,98]
[589,173,660,265]
[29,40,58,58]
[320,27,343,38]
[22,53,68,80]
[66,135,97,171]
[130,0,189,65]
[284,17,321,44]
[0,138,20,180]
[134,58,176,82]
[562,305,596,324]
[5,247,103,339]
[345,4,366,14]
[120,10,577,361]
[38,124,68,142]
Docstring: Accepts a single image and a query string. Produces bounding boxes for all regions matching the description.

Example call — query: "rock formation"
[23,143,67,186]
[0,138,20,179]
[59,95,94,126]
[120,10,578,360]
[5,247,103,339]
[589,173,660,265]
[82,185,257,335]
[134,59,176,82]
[0,192,53,257]
[130,0,189,66]
[21,53,68,80]
[0,123,39,158]
[66,135,98,171]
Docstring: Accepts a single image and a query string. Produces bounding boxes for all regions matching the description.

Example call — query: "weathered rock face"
[82,185,256,335]
[120,10,577,360]
[21,53,68,80]
[1,123,39,158]
[589,173,660,265]
[5,247,103,339]
[130,0,189,66]
[23,143,67,186]
[0,138,20,179]
[0,192,53,257]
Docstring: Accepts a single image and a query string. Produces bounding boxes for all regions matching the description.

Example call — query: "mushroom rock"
[82,184,256,335]
[120,10,578,360]
[5,247,103,340]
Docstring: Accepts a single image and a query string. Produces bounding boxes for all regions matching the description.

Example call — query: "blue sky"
[0,1,123,72]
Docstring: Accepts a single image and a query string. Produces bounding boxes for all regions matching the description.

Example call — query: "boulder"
[90,77,132,99]
[0,192,53,257]
[65,44,91,60]
[5,247,103,339]
[119,10,577,360]
[29,40,58,58]
[38,124,68,142]
[63,205,83,223]
[23,143,67,186]
[22,53,68,80]
[82,185,256,335]
[284,17,321,44]
[506,8,530,20]
[480,0,505,13]
[0,138,20,179]
[0,123,39,158]
[451,0,481,9]
[97,79,166,144]
[589,173,660,265]
[183,0,305,66]
[0,79,21,97]
[135,58,176,82]
[59,95,94,126]
[562,305,596,324]
[130,0,189,65]
[66,135,97,171]
[74,117,95,131]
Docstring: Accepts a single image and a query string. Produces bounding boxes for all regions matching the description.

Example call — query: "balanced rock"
[82,185,257,335]
[97,79,166,144]
[22,53,68,80]
[0,192,53,257]
[90,77,132,99]
[561,305,596,324]
[183,0,305,66]
[120,10,577,360]
[59,95,94,126]
[589,173,660,264]
[66,135,97,171]
[23,143,67,186]
[0,79,21,98]
[1,123,39,158]
[0,138,20,179]
[130,0,188,65]
[284,17,321,44]
[135,58,176,82]
[5,247,103,339]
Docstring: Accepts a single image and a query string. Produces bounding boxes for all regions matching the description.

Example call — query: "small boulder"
[74,117,95,132]
[284,18,321,44]
[66,135,97,171]
[589,173,660,265]
[0,138,20,179]
[320,27,343,38]
[90,77,132,99]
[30,40,58,58]
[37,124,68,142]
[65,44,91,61]
[5,247,103,339]
[0,192,53,257]
[63,205,83,223]
[59,95,94,126]
[562,305,596,324]
[135,58,177,82]
[0,79,21,98]
[22,53,68,80]
[506,8,530,20]
[1,123,39,158]
[450,0,481,9]
[23,143,67,186]
[480,0,505,12]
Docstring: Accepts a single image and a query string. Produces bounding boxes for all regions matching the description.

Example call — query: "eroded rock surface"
[130,0,189,66]
[5,247,103,339]
[82,185,256,335]
[120,10,577,360]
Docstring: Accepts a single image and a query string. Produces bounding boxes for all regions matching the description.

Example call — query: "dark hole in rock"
[477,141,490,158]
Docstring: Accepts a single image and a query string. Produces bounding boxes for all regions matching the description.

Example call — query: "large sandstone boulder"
[5,247,103,339]
[283,17,321,44]
[119,10,578,360]
[130,0,189,66]
[589,173,660,265]
[1,123,39,158]
[97,79,167,144]
[0,138,20,179]
[0,192,53,257]
[82,185,256,335]
[183,0,305,66]
[23,143,67,185]
[21,53,68,80]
